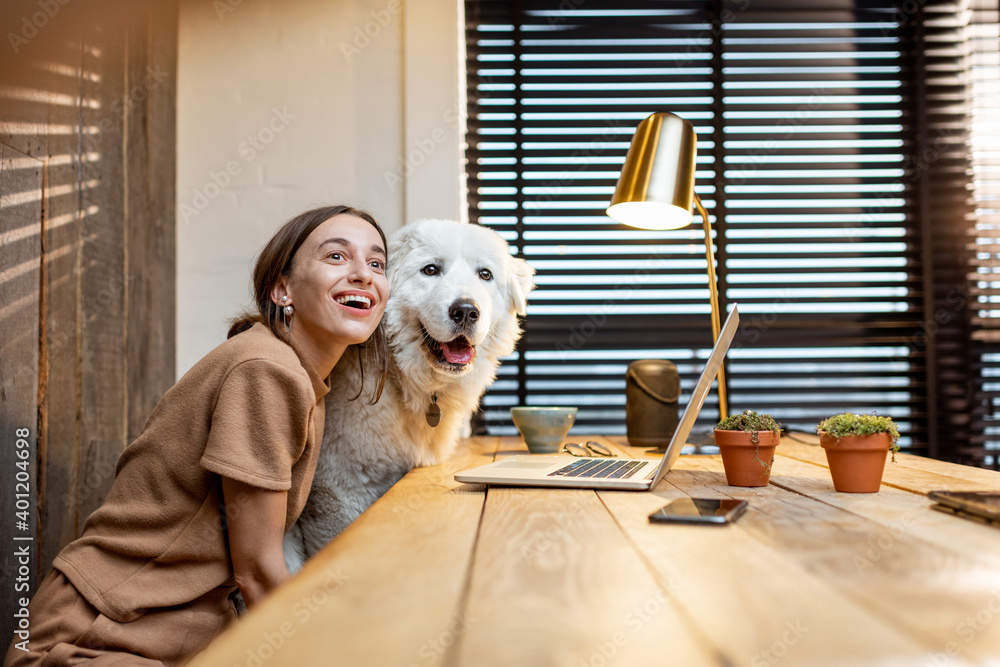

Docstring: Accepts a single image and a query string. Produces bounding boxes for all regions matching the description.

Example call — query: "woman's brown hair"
[228,205,389,403]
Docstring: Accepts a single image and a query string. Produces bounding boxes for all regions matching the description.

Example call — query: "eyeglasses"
[561,441,614,457]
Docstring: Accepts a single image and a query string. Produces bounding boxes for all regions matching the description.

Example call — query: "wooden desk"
[189,436,1000,667]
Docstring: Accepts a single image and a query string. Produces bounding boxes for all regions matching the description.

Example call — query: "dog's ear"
[505,254,535,316]
[387,221,422,286]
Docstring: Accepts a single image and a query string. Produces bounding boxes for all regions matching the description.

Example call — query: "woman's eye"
[327,252,343,261]
[370,260,384,271]
[479,268,493,281]
[422,264,439,276]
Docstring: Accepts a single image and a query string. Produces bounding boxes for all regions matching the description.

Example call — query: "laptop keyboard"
[546,458,647,479]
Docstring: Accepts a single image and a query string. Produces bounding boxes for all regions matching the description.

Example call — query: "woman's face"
[279,214,389,349]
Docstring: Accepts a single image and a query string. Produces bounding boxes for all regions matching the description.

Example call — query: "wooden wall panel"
[0,143,42,628]
[77,9,128,531]
[126,2,178,443]
[37,40,85,572]
[0,0,178,645]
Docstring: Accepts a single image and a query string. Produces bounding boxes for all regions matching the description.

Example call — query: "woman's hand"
[221,476,292,609]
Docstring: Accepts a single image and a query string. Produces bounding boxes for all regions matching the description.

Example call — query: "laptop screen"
[646,303,740,488]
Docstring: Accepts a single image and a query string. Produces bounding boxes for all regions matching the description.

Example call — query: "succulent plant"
[717,410,782,438]
[817,412,899,447]
[817,412,900,461]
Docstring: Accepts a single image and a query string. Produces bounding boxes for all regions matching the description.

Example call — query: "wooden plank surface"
[454,486,717,666]
[37,38,86,574]
[778,438,1000,492]
[585,437,952,666]
[0,1,179,646]
[452,435,716,665]
[188,438,502,667]
[76,8,128,531]
[0,143,43,640]
[188,435,1000,667]
[125,0,177,443]
[767,455,1000,570]
[677,453,1000,664]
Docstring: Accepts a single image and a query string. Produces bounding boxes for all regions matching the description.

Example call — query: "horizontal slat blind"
[465,0,978,454]
[969,0,1000,468]
[719,2,923,445]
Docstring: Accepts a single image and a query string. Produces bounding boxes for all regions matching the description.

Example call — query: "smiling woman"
[3,206,390,667]
[232,208,391,397]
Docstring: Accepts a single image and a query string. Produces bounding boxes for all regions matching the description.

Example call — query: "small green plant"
[817,412,900,461]
[717,410,782,438]
[716,410,781,478]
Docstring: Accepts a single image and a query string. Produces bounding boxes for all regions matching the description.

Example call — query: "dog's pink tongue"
[441,340,474,364]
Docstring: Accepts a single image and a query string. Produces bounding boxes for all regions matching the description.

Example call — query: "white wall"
[176,0,464,375]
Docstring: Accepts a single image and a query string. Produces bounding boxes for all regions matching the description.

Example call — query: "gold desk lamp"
[606,111,728,419]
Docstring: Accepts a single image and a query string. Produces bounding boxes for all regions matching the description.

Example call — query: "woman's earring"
[281,297,293,333]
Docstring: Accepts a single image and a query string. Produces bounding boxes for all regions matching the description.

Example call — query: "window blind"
[466,0,984,461]
[969,0,1000,468]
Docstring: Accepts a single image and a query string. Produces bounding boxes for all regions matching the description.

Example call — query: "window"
[466,0,995,464]
[970,0,1000,466]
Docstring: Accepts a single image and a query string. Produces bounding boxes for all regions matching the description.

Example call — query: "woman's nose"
[349,259,373,283]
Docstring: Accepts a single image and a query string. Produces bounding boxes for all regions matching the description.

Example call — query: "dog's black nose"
[449,299,480,328]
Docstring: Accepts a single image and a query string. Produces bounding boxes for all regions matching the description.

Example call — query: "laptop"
[454,303,740,491]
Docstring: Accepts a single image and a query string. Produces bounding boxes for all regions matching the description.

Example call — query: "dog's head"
[385,219,534,377]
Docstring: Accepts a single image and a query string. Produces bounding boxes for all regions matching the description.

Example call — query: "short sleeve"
[200,359,315,491]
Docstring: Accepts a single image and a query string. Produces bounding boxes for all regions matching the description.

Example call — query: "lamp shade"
[607,112,698,230]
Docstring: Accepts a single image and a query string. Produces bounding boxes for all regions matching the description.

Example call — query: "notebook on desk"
[454,304,740,491]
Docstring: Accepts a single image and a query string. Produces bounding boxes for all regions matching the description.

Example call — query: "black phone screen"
[648,498,748,525]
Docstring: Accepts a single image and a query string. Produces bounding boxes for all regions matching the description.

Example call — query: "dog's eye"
[422,264,439,276]
[478,268,493,281]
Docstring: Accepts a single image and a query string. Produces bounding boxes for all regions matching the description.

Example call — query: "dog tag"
[426,395,441,427]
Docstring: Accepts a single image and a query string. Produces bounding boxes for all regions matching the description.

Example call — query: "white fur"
[283,219,534,572]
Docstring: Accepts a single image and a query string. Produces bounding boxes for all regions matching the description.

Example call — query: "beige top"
[54,322,330,622]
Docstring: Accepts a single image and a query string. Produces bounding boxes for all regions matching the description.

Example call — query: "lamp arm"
[693,194,728,419]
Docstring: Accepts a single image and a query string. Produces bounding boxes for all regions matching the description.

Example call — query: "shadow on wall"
[0,0,178,645]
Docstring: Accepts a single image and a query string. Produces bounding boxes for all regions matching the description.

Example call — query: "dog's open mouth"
[421,324,476,368]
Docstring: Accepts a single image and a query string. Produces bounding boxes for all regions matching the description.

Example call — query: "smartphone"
[927,491,1000,524]
[648,498,748,525]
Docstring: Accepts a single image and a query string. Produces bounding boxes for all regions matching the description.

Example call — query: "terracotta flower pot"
[819,432,891,493]
[713,429,779,487]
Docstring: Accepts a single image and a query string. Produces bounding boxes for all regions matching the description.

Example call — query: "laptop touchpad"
[495,461,559,469]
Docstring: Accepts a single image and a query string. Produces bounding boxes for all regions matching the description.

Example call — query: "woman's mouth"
[334,294,373,314]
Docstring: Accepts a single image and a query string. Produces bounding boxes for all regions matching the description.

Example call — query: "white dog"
[283,219,534,571]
